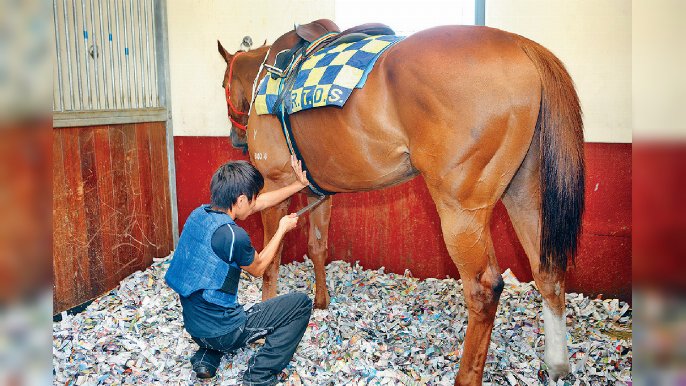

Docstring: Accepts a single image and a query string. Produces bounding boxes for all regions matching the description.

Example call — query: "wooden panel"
[78,127,106,297]
[61,128,91,308]
[108,126,136,280]
[149,123,173,254]
[134,123,155,268]
[122,124,145,273]
[93,127,117,290]
[52,122,174,313]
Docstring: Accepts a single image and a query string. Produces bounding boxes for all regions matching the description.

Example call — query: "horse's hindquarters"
[386,26,541,207]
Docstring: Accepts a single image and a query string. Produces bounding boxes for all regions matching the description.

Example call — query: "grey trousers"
[191,292,312,385]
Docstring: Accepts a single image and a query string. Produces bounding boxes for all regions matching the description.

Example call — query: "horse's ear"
[217,40,231,62]
[261,39,267,47]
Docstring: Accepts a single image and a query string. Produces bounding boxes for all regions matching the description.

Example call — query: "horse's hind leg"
[425,188,503,385]
[306,194,332,309]
[502,139,570,380]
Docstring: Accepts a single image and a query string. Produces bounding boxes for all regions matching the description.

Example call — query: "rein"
[225,52,248,131]
[225,49,272,133]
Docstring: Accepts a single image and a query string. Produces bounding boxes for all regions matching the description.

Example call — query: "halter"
[224,52,248,131]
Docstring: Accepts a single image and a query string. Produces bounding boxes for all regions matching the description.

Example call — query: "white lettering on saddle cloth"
[289,85,345,110]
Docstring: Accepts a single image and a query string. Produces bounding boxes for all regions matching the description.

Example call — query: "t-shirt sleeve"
[211,224,255,266]
[231,226,255,266]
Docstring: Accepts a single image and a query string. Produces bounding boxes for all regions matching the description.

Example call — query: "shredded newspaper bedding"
[53,255,632,385]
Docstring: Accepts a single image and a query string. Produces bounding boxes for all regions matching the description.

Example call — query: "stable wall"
[487,0,631,143]
[169,1,632,300]
[53,123,175,312]
[175,141,631,300]
[167,0,336,137]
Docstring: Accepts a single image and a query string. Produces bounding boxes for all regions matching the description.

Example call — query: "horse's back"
[382,25,541,118]
[289,25,541,193]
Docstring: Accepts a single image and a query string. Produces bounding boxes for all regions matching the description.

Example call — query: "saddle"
[269,21,395,77]
[298,21,396,44]
[268,20,395,113]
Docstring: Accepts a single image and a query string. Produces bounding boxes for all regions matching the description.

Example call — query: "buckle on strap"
[264,64,284,78]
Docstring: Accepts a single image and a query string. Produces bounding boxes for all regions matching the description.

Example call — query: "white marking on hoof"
[542,302,570,381]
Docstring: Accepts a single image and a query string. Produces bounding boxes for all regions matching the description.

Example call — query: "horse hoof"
[546,361,570,381]
[314,291,330,309]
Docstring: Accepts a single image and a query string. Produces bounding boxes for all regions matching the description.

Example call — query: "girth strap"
[279,108,335,196]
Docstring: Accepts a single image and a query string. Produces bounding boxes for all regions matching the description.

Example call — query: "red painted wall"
[174,137,631,301]
[633,143,686,293]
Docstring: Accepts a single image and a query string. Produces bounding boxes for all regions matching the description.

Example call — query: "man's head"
[210,161,264,217]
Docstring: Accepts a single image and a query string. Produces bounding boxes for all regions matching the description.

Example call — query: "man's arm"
[240,213,298,277]
[252,182,304,213]
[251,156,309,213]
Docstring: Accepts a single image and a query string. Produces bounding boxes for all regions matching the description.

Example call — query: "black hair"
[210,161,264,210]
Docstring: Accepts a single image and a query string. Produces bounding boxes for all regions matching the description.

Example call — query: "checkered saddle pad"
[254,35,404,115]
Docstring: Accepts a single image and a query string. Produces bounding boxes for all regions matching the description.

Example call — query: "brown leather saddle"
[270,20,395,78]
[268,20,395,115]
[297,21,395,44]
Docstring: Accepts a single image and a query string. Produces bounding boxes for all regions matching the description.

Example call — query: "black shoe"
[193,363,217,379]
[190,346,222,379]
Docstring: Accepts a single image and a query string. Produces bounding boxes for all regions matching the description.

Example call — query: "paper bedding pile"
[53,254,632,385]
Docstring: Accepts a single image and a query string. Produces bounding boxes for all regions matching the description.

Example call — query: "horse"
[217,19,584,385]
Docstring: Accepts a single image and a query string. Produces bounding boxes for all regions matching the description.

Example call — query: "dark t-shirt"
[179,208,255,338]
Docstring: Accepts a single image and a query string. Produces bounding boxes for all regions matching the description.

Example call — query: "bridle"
[224,51,248,131]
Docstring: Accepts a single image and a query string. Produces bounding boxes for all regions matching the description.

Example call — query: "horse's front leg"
[260,194,291,301]
[306,195,332,309]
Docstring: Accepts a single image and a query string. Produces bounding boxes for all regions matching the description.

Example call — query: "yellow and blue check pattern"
[254,35,404,115]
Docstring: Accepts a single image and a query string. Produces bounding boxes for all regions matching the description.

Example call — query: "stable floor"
[53,256,632,385]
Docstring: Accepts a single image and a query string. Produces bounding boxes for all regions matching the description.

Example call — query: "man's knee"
[290,292,312,322]
[290,292,312,308]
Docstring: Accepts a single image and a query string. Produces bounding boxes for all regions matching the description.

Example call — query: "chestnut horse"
[218,20,584,385]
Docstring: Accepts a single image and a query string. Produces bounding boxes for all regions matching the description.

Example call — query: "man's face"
[235,195,257,220]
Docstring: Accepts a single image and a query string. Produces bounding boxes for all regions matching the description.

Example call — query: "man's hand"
[243,213,300,278]
[278,213,299,233]
[291,155,308,186]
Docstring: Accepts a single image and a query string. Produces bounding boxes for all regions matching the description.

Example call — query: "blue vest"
[165,205,240,307]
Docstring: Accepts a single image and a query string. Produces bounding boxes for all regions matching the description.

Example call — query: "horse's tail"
[519,37,585,273]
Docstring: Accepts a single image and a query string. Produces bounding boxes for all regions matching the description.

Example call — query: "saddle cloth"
[254,35,404,115]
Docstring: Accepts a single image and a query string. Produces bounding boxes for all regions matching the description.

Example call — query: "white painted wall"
[167,1,335,136]
[486,0,632,143]
[633,0,686,140]
[168,1,639,143]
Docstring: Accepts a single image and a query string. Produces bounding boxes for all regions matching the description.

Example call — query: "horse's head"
[217,20,339,152]
[217,40,270,152]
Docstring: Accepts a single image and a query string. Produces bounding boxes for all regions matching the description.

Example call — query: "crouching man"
[165,156,312,385]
